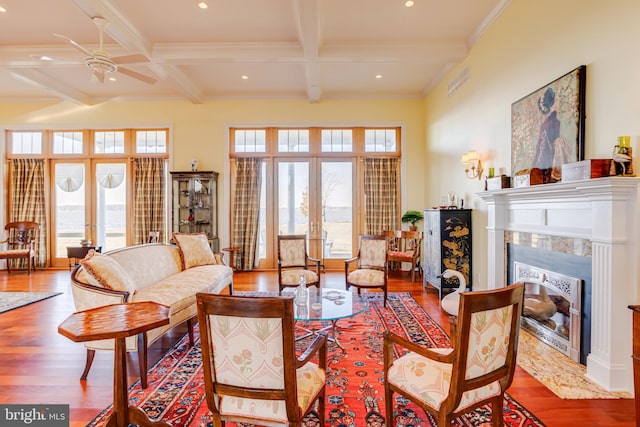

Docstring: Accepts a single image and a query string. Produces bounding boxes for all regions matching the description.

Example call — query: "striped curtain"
[9,159,47,267]
[363,158,399,235]
[133,158,165,245]
[232,158,262,270]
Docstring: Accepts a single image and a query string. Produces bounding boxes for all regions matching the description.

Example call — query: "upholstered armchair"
[277,234,321,292]
[345,234,388,306]
[0,221,39,275]
[196,293,327,426]
[383,283,524,426]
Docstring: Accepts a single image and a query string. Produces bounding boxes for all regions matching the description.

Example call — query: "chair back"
[383,230,401,251]
[197,293,301,422]
[445,283,524,412]
[4,221,39,247]
[358,234,387,268]
[399,230,422,255]
[278,234,308,267]
[147,231,160,243]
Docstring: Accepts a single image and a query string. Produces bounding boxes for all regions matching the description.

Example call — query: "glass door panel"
[53,162,89,265]
[277,161,310,236]
[94,162,127,251]
[320,161,353,270]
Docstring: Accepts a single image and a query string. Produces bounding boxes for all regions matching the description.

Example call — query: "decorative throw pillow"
[80,250,135,294]
[173,232,217,269]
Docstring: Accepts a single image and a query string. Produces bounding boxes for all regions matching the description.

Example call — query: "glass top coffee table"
[284,287,368,350]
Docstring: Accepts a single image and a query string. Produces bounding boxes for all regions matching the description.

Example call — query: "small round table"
[58,302,171,427]
[286,288,368,350]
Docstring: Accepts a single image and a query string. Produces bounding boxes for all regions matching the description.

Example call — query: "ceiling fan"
[44,16,157,84]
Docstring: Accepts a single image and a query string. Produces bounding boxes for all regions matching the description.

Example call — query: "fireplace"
[513,261,582,363]
[479,177,639,393]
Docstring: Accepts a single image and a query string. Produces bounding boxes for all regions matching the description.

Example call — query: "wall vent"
[447,65,470,97]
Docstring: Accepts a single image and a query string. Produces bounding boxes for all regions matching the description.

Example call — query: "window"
[94,131,125,154]
[136,130,167,153]
[53,132,83,154]
[278,129,309,152]
[365,129,397,152]
[322,129,352,152]
[10,132,43,155]
[234,129,266,152]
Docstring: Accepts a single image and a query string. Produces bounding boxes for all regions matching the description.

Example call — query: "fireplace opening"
[514,262,582,362]
[507,244,592,365]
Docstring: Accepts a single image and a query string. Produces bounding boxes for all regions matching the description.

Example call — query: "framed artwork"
[511,65,586,183]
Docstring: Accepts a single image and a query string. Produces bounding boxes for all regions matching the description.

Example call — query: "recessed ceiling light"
[375,74,383,79]
[404,0,415,7]
[198,2,208,9]
[0,6,6,13]
[109,77,116,81]
[241,75,249,80]
[40,55,53,61]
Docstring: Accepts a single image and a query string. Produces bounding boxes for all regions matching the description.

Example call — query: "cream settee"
[71,236,233,388]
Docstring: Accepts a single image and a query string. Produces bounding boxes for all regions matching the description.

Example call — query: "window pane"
[365,129,397,152]
[136,130,167,153]
[94,131,125,154]
[321,129,352,152]
[322,162,352,259]
[53,132,83,154]
[11,132,43,154]
[234,130,266,152]
[278,129,309,152]
[54,163,86,257]
[278,162,309,235]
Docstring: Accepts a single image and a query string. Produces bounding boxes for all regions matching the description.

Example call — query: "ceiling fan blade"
[117,67,157,84]
[53,33,92,57]
[112,53,150,65]
[93,70,105,83]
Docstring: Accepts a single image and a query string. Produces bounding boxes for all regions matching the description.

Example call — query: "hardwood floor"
[0,269,635,426]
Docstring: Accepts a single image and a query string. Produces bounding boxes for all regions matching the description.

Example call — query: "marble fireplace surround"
[478,177,639,394]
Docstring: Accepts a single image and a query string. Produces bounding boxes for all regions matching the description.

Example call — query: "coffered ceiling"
[0,0,509,106]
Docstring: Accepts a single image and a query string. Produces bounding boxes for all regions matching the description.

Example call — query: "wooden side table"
[66,245,101,271]
[629,305,640,426]
[222,247,239,270]
[58,302,171,427]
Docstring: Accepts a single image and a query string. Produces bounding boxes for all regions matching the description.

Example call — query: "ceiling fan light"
[198,2,208,9]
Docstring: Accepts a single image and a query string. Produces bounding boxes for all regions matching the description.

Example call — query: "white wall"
[425,0,640,292]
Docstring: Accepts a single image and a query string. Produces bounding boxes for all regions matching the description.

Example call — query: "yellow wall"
[425,0,640,288]
[0,99,426,248]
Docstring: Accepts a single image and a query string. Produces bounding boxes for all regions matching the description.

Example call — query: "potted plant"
[401,210,424,231]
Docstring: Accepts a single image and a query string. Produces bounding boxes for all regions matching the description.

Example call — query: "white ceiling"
[0,0,509,106]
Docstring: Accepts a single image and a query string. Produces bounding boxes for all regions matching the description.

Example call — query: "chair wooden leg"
[187,318,195,346]
[385,386,394,425]
[492,396,504,427]
[80,349,95,380]
[317,388,325,425]
[137,333,149,389]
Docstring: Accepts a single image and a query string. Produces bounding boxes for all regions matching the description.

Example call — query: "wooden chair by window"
[147,231,160,243]
[383,283,525,426]
[196,293,328,426]
[277,234,321,292]
[0,221,39,275]
[345,234,389,307]
[386,230,423,282]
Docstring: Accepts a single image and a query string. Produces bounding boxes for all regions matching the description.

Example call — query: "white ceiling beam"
[10,69,94,106]
[72,0,152,57]
[292,0,322,102]
[150,64,204,104]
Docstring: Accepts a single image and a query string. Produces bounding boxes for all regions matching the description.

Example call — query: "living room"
[1,0,639,425]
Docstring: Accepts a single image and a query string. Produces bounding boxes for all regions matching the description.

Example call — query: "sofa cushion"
[173,232,217,269]
[133,264,232,314]
[80,250,135,294]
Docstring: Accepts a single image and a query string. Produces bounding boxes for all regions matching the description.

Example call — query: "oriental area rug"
[88,293,545,427]
[0,291,62,314]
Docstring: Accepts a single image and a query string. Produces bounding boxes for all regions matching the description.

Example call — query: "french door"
[50,160,128,268]
[257,158,355,270]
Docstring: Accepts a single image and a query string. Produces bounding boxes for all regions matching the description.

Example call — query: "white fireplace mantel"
[478,177,639,394]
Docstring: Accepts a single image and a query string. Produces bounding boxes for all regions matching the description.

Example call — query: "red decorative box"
[513,168,544,188]
[561,159,611,182]
[486,175,510,190]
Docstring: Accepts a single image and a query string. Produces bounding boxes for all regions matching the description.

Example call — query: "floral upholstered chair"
[383,283,524,426]
[345,234,389,306]
[196,293,327,426]
[277,234,321,292]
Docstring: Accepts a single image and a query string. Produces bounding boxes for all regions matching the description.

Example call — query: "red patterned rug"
[88,293,545,426]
